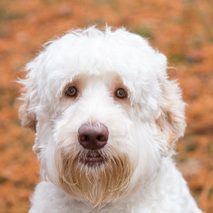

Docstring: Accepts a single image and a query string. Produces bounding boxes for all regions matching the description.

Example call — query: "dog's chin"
[54,146,133,207]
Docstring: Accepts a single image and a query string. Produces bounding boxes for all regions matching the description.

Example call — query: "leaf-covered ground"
[0,0,212,212]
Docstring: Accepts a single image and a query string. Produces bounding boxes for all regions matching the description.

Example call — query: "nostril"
[97,134,107,142]
[79,134,88,142]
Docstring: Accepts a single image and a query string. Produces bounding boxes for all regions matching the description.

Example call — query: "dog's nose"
[78,122,108,150]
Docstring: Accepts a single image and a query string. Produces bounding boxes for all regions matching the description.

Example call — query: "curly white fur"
[19,26,202,213]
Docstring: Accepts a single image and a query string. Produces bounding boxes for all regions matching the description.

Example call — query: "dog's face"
[19,27,185,207]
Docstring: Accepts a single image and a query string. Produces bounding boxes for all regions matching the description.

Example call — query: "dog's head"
[19,27,185,207]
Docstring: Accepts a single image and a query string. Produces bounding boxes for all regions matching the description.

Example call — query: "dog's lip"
[79,151,105,166]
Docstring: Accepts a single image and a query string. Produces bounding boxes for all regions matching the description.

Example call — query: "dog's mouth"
[79,150,106,167]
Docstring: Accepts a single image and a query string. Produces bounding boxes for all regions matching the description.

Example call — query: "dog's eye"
[115,88,127,99]
[65,86,78,97]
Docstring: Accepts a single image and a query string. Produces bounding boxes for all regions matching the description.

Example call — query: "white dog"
[19,26,202,213]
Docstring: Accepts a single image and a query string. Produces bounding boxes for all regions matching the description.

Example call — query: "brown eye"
[65,86,78,97]
[115,88,127,99]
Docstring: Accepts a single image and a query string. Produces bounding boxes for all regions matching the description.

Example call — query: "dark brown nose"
[78,122,108,150]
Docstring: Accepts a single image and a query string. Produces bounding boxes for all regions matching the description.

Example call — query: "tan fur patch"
[19,100,37,131]
[54,145,133,208]
[156,109,179,146]
[155,80,185,146]
[110,74,130,106]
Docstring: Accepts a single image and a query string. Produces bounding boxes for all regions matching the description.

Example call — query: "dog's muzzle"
[78,122,108,166]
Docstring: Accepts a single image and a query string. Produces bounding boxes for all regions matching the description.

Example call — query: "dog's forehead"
[41,28,167,83]
[69,71,126,89]
[27,28,168,102]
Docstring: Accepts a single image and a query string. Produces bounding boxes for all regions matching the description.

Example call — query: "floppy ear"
[18,76,38,131]
[19,89,37,131]
[18,57,42,132]
[156,79,186,146]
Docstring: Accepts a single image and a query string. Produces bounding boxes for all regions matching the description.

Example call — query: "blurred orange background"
[0,0,212,212]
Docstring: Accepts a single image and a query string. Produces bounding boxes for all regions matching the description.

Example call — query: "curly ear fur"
[19,95,37,131]
[156,80,186,146]
[18,77,38,131]
[18,57,42,131]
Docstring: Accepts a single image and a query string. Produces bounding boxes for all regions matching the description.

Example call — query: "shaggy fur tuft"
[55,145,132,207]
